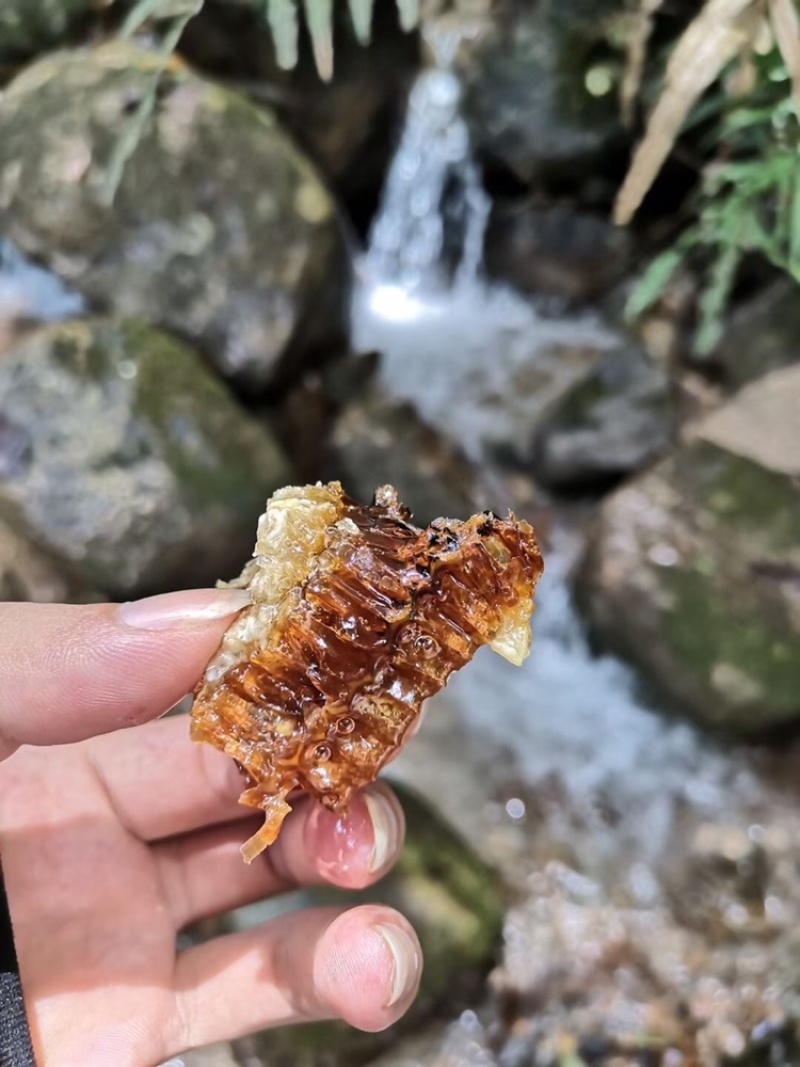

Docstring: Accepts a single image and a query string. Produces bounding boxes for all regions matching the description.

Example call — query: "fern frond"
[396,0,420,33]
[304,0,334,81]
[267,0,299,71]
[349,0,374,45]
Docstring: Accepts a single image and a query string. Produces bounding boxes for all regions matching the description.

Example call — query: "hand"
[0,590,422,1067]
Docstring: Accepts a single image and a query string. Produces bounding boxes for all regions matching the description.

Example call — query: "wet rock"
[533,343,673,490]
[181,0,419,230]
[0,0,101,63]
[460,0,625,183]
[577,364,800,734]
[485,203,631,304]
[0,42,349,390]
[328,380,484,525]
[0,239,85,353]
[712,279,800,390]
[0,318,292,597]
[226,782,504,1067]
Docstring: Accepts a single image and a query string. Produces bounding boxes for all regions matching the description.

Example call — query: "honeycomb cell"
[190,482,544,861]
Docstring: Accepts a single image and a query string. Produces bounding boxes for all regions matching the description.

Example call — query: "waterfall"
[349,34,616,464]
[359,23,490,297]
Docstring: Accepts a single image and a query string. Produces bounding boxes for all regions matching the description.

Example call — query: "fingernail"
[118,588,251,630]
[374,924,420,1008]
[365,789,397,875]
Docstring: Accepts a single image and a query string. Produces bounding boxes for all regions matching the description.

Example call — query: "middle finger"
[155,782,405,930]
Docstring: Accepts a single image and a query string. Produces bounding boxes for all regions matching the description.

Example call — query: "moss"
[661,565,800,731]
[682,443,800,553]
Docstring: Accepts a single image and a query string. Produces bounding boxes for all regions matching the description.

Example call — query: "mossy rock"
[577,368,800,734]
[229,782,505,1067]
[0,317,292,597]
[461,0,626,182]
[532,342,672,489]
[0,41,349,389]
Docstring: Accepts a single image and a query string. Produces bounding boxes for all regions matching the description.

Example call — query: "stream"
[350,30,800,1067]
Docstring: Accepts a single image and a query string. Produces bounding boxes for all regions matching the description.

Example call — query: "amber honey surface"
[191,483,543,861]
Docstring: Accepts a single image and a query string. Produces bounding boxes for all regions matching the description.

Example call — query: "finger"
[156,782,405,928]
[169,905,422,1054]
[0,589,250,758]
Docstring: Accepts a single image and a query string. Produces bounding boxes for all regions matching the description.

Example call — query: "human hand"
[0,590,421,1067]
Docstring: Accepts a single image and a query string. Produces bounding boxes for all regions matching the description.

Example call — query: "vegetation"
[618,0,800,355]
[123,0,421,81]
[118,0,800,355]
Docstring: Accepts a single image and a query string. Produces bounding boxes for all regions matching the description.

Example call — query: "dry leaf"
[769,0,800,109]
[620,0,666,127]
[614,0,760,225]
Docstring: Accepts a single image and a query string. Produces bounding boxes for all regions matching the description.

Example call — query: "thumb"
[0,588,250,759]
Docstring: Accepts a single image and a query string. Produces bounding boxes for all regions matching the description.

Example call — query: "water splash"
[350,28,616,463]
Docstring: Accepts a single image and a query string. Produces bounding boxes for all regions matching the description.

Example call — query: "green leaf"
[695,234,742,356]
[787,152,800,273]
[267,0,299,71]
[349,0,374,45]
[304,0,334,80]
[625,243,693,321]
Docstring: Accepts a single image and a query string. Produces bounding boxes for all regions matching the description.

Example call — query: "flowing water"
[350,33,800,1067]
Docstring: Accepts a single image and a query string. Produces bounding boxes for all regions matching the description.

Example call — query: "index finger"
[0,588,249,758]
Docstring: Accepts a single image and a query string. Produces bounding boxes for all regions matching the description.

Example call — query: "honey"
[191,482,544,861]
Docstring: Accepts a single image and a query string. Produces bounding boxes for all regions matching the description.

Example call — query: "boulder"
[0,0,101,63]
[0,318,292,597]
[485,203,631,304]
[460,0,625,182]
[712,279,800,390]
[577,365,800,734]
[533,343,672,489]
[0,42,349,390]
[328,381,483,525]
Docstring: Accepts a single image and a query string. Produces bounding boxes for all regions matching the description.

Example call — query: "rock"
[532,343,673,489]
[0,42,349,390]
[225,782,504,1067]
[0,318,292,598]
[460,0,625,183]
[328,380,484,525]
[485,203,631,304]
[0,521,101,603]
[712,279,800,390]
[180,0,420,230]
[0,0,101,63]
[0,239,85,354]
[179,1044,242,1067]
[577,365,800,734]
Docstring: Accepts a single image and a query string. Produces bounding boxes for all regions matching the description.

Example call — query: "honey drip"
[191,482,543,861]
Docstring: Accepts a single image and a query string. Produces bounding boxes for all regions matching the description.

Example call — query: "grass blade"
[625,243,691,321]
